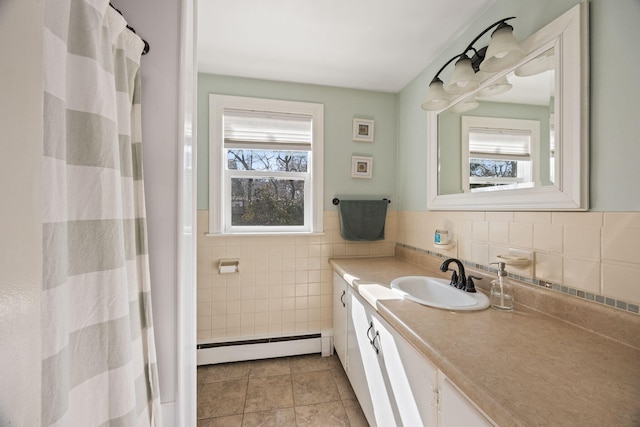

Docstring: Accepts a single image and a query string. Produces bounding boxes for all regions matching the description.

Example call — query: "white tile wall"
[563,257,601,294]
[533,223,564,253]
[196,209,397,342]
[197,209,640,339]
[563,226,601,259]
[396,211,640,305]
[509,222,534,248]
[602,261,640,303]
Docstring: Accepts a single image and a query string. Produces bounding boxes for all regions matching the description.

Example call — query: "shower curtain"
[42,1,162,425]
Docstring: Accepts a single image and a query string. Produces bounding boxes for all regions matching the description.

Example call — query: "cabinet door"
[439,374,493,427]
[373,312,438,427]
[332,272,348,369]
[347,290,383,426]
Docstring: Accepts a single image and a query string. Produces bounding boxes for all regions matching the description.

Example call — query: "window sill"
[205,231,326,237]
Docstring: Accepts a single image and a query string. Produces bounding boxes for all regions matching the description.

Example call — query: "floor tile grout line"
[289,362,296,411]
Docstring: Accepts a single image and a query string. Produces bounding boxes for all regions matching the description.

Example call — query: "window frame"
[208,94,324,235]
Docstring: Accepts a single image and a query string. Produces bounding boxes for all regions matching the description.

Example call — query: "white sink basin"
[390,276,490,311]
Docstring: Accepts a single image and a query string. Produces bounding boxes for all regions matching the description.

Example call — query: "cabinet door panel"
[374,313,438,426]
[347,289,378,426]
[332,272,348,369]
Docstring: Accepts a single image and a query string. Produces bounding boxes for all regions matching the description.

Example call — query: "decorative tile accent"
[396,243,640,315]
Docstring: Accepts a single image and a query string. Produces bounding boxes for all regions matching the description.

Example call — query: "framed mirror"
[427,3,588,211]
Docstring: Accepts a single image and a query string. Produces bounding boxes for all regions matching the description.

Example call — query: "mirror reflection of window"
[468,128,533,191]
[461,116,540,193]
[437,47,556,196]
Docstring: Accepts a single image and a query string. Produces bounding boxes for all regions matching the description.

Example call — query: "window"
[461,116,540,193]
[209,95,324,234]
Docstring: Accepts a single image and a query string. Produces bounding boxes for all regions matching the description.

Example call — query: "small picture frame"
[351,156,373,179]
[353,119,374,142]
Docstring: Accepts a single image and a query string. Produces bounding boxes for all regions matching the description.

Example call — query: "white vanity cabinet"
[332,271,494,427]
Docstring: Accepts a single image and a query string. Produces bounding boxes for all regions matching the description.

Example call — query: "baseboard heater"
[197,333,329,366]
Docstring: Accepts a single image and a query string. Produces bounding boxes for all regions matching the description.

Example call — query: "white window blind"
[223,109,313,151]
[469,128,531,159]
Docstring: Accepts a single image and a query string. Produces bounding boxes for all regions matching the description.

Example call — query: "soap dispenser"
[490,262,514,312]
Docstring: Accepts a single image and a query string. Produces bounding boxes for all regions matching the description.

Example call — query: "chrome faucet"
[439,258,481,293]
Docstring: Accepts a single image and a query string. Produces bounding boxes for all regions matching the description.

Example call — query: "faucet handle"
[466,275,482,293]
[449,270,458,287]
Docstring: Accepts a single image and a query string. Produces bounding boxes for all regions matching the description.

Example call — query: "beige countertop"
[330,256,640,427]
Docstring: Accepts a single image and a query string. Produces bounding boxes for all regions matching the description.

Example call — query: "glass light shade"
[477,76,512,97]
[475,69,495,83]
[480,24,525,73]
[421,79,450,111]
[450,98,479,113]
[444,56,479,94]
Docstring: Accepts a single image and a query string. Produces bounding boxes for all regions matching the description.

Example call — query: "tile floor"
[197,353,369,426]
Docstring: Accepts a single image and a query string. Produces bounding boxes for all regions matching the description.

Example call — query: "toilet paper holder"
[218,259,240,274]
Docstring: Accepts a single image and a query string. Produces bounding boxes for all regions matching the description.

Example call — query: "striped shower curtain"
[42,1,162,425]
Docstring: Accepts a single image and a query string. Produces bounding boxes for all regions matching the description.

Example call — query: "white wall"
[110,0,183,418]
[0,0,44,425]
[177,0,198,425]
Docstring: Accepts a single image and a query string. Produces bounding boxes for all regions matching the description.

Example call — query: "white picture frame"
[353,118,374,142]
[351,156,373,179]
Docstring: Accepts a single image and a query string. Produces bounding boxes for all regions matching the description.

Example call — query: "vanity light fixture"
[421,17,525,111]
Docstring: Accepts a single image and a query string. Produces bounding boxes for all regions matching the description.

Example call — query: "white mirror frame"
[427,3,589,211]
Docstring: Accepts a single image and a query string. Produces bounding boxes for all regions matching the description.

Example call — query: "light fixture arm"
[461,17,516,59]
[429,16,516,84]
[430,54,464,85]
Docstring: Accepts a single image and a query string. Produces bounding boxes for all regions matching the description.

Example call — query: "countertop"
[329,256,640,426]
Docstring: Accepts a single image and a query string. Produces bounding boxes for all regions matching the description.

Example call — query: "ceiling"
[197,0,497,93]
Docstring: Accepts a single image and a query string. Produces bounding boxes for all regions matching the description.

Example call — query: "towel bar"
[332,197,390,205]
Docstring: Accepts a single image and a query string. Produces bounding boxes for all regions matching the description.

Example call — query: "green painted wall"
[198,0,640,213]
[197,74,398,211]
[398,0,640,211]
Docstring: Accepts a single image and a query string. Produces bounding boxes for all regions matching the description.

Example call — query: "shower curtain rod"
[109,3,150,55]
